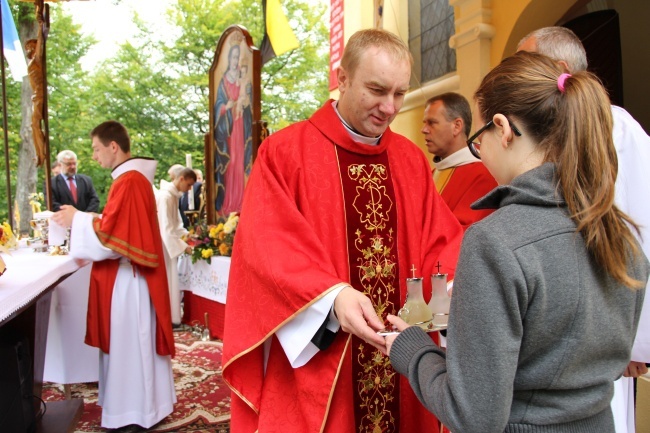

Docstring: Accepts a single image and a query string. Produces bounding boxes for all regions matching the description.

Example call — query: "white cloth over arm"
[70,212,119,261]
[275,286,344,368]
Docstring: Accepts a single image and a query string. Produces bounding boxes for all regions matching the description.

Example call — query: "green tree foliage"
[46,7,104,199]
[1,0,329,221]
[0,2,28,225]
[1,2,95,224]
[88,0,329,184]
[261,1,330,130]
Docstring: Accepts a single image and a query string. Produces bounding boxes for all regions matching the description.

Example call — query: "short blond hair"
[340,29,413,78]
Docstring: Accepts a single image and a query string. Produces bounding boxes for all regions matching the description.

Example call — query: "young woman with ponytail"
[385,51,649,433]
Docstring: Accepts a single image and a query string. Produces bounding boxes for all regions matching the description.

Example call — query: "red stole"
[85,170,175,357]
[337,146,402,432]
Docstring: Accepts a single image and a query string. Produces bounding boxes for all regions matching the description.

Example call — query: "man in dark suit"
[51,150,100,212]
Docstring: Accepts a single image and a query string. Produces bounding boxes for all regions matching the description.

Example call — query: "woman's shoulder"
[467,203,575,251]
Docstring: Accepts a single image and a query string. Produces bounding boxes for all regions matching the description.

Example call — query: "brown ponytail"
[474,51,643,288]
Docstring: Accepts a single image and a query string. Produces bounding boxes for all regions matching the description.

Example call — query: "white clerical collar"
[433,147,480,170]
[111,157,158,183]
[331,101,381,146]
[160,179,182,197]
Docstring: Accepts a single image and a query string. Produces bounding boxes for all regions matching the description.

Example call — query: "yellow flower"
[0,222,16,249]
[223,216,239,234]
[201,248,214,259]
[209,224,224,239]
[218,243,230,255]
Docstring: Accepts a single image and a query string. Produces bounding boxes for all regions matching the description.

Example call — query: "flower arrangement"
[185,212,239,264]
[0,221,18,251]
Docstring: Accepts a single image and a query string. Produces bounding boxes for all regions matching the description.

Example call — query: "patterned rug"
[42,331,230,432]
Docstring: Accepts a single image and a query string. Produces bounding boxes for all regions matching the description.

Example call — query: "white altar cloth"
[177,255,230,304]
[0,245,83,322]
[44,262,99,384]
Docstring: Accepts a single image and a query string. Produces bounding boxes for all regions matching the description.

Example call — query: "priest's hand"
[384,314,410,356]
[623,360,649,377]
[334,286,387,354]
[51,205,78,228]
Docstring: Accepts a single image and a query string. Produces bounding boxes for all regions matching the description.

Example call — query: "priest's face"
[421,101,457,159]
[178,176,196,193]
[91,137,116,169]
[337,46,411,137]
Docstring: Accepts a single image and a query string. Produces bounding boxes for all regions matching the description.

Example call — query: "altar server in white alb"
[52,120,176,431]
[518,26,650,433]
[156,166,197,325]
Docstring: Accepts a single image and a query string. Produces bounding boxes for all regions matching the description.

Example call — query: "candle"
[188,187,195,210]
[186,154,195,210]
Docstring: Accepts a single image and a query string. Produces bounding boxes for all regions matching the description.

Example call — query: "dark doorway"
[564,10,623,106]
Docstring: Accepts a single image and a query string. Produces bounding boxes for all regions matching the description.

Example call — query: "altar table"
[0,245,84,432]
[0,246,83,322]
[43,262,99,385]
[178,255,230,339]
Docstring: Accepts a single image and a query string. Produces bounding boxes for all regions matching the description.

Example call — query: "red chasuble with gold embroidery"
[85,169,175,357]
[223,101,462,433]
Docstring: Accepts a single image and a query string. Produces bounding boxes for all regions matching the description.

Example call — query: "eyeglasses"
[466,119,522,159]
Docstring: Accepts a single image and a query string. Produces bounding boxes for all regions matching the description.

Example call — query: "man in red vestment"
[52,121,176,431]
[422,92,497,229]
[222,29,463,433]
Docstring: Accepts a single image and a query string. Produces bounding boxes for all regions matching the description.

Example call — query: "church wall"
[329,0,648,163]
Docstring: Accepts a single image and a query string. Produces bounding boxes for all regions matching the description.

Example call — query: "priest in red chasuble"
[422,92,497,230]
[52,121,176,430]
[222,29,463,433]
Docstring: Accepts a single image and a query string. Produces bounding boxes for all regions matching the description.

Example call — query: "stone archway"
[500,0,585,61]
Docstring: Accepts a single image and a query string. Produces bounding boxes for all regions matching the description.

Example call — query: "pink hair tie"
[557,73,571,93]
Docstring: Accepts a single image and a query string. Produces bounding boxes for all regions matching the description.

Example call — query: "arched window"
[408,0,456,86]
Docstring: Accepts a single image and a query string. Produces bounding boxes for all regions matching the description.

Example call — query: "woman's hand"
[384,314,410,356]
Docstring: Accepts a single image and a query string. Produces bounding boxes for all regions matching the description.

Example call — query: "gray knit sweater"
[390,163,648,433]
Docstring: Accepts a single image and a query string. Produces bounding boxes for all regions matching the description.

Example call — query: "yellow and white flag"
[261,0,299,65]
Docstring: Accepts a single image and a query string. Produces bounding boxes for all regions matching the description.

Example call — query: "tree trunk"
[17,74,37,234]
[16,5,38,234]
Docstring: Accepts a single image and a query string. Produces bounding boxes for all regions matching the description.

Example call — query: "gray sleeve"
[389,326,447,402]
[390,224,526,433]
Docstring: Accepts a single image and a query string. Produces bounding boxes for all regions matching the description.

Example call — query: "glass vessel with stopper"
[398,264,433,327]
[428,261,450,326]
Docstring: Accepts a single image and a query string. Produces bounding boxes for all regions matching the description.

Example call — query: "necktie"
[68,176,78,203]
